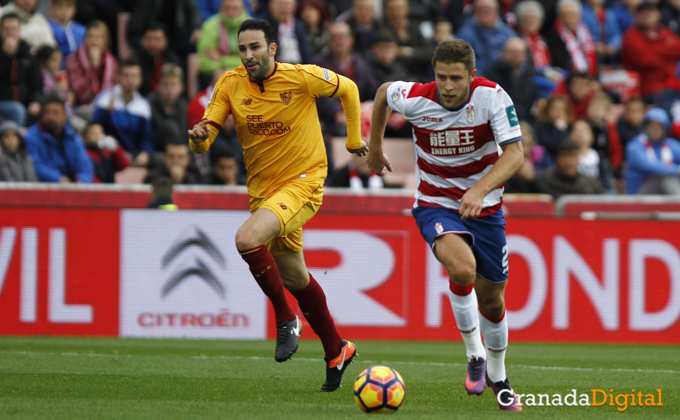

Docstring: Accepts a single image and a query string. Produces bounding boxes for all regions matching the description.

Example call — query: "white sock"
[448,289,485,361]
[479,310,508,383]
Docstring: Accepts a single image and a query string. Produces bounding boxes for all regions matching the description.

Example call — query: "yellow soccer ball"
[353,365,405,413]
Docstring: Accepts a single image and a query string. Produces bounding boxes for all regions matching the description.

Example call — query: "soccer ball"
[353,365,405,413]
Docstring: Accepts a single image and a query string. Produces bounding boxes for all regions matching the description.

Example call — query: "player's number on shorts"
[501,245,509,274]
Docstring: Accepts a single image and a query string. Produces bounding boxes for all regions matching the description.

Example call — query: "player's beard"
[246,55,271,81]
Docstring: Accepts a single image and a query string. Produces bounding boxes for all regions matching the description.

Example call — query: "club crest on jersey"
[280,91,292,105]
[435,222,444,234]
[466,105,475,124]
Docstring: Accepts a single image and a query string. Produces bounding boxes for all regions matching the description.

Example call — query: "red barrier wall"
[1,205,678,344]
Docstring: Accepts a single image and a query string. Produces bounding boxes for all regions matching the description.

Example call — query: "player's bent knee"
[235,229,263,252]
[479,295,505,317]
[446,261,477,285]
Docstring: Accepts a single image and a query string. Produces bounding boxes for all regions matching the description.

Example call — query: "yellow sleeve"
[301,65,363,150]
[189,75,232,154]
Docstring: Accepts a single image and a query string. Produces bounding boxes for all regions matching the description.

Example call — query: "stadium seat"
[117,12,132,61]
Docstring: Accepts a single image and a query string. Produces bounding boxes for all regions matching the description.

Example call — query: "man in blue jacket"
[625,108,680,194]
[24,95,93,183]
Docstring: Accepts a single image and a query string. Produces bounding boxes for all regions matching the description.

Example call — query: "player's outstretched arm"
[366,83,394,176]
[459,140,524,220]
[334,75,368,156]
[187,120,214,154]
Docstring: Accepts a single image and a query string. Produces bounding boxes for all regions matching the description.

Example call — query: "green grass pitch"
[0,337,678,419]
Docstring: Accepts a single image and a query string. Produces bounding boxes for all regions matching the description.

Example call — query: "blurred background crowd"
[1,0,680,197]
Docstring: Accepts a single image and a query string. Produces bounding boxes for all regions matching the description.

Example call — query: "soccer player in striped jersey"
[188,19,367,391]
[367,39,524,411]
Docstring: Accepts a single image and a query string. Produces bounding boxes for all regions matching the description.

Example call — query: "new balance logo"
[241,99,252,105]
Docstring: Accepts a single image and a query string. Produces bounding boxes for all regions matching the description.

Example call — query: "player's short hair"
[432,39,476,74]
[0,12,20,27]
[159,63,184,81]
[238,19,276,45]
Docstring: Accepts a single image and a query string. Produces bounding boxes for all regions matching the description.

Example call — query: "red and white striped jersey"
[386,78,522,216]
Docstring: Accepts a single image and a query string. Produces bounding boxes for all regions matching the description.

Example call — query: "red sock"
[240,245,295,323]
[292,274,342,360]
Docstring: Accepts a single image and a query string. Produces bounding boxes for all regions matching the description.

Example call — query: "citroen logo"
[161,228,226,299]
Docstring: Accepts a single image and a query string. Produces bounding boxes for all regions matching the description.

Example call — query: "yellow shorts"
[249,169,325,256]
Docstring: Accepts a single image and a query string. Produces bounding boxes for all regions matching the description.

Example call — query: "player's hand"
[459,188,485,221]
[347,140,369,157]
[366,149,392,176]
[188,120,210,144]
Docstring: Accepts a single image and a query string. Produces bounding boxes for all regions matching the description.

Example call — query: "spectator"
[432,17,454,44]
[581,0,622,65]
[65,20,118,107]
[259,0,311,64]
[569,118,600,178]
[0,119,37,181]
[536,139,605,198]
[515,1,562,97]
[91,59,153,167]
[82,122,130,183]
[0,0,56,52]
[127,0,202,57]
[148,64,187,153]
[312,22,379,135]
[621,0,680,103]
[148,176,178,209]
[24,95,92,183]
[504,122,552,194]
[297,0,330,56]
[661,0,680,36]
[625,108,680,194]
[331,153,384,190]
[195,0,254,22]
[0,13,42,126]
[535,95,573,159]
[208,148,243,185]
[484,37,541,123]
[585,91,622,188]
[71,0,129,59]
[551,71,597,119]
[136,23,181,97]
[611,0,641,34]
[340,0,382,57]
[660,79,680,140]
[456,0,516,77]
[144,140,201,185]
[48,0,85,63]
[367,29,410,85]
[382,0,434,81]
[197,0,250,76]
[35,45,71,105]
[544,0,598,78]
[617,96,646,151]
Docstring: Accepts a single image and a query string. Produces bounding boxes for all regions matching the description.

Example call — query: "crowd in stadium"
[1,0,680,197]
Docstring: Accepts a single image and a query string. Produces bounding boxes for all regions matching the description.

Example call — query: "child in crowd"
[0,121,37,182]
[82,123,130,183]
[585,91,621,190]
[535,95,573,159]
[617,97,646,152]
[36,46,73,105]
[569,119,600,178]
